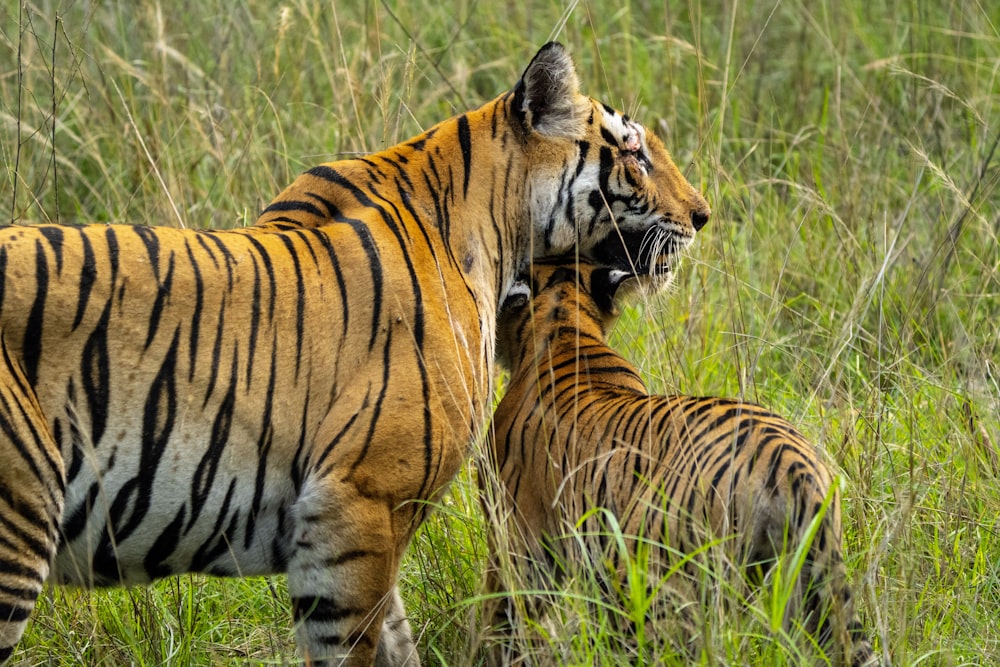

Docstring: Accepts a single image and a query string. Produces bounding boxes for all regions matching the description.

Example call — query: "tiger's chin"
[615,259,678,302]
[636,259,678,290]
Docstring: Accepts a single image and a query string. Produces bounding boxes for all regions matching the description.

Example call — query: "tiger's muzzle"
[591,220,694,278]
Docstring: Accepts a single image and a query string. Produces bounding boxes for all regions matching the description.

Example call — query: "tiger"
[0,42,710,666]
[481,256,880,667]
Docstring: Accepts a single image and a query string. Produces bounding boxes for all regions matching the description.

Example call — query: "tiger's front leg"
[288,476,419,667]
[374,586,419,667]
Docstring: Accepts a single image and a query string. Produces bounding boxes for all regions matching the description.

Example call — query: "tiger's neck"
[255,91,530,314]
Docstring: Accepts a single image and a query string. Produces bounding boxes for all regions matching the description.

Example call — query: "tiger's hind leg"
[287,476,419,667]
[0,347,65,664]
[777,486,880,667]
[799,534,880,667]
[744,481,879,667]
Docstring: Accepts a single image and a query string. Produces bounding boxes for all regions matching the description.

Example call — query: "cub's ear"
[517,42,586,138]
[590,268,633,315]
[501,279,531,314]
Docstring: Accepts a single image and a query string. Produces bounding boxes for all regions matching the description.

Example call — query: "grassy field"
[2,0,998,664]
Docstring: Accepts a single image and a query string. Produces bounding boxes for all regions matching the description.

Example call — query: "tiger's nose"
[691,206,710,232]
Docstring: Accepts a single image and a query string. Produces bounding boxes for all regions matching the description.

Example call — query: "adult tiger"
[0,43,709,666]
[483,257,880,667]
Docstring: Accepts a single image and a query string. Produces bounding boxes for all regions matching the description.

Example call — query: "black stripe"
[72,229,97,330]
[599,125,618,147]
[144,504,186,579]
[306,168,384,350]
[245,250,263,387]
[707,427,747,491]
[0,491,51,560]
[104,226,120,287]
[305,190,341,219]
[348,327,393,477]
[80,300,112,447]
[0,555,43,583]
[259,218,300,228]
[245,422,273,550]
[315,402,362,476]
[384,154,417,192]
[194,231,222,271]
[0,601,31,623]
[188,353,238,530]
[100,328,180,548]
[204,299,227,408]
[189,478,239,572]
[270,506,292,569]
[323,548,374,568]
[145,250,175,350]
[291,595,362,623]
[575,140,591,175]
[22,239,49,387]
[303,227,349,339]
[277,234,306,380]
[591,145,616,214]
[60,481,99,543]
[290,228,321,269]
[58,409,84,486]
[0,246,7,310]
[244,235,277,323]
[393,178,433,249]
[195,232,237,291]
[245,346,278,550]
[132,225,161,281]
[184,239,205,381]
[405,126,437,151]
[0,581,40,601]
[457,114,472,198]
[38,225,64,274]
[262,199,324,218]
[764,443,795,491]
[416,331,435,499]
[289,348,311,494]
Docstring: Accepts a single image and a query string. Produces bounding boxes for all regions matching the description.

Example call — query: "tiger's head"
[514,43,710,289]
[495,256,638,372]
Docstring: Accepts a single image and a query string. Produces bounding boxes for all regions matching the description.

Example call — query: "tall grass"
[2,0,998,664]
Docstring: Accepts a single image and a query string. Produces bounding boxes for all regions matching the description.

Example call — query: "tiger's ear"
[590,268,633,315]
[517,42,586,138]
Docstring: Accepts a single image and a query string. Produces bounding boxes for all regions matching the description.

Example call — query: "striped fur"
[483,258,880,667]
[0,43,710,666]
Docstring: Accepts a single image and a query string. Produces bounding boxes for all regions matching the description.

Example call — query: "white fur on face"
[529,100,698,268]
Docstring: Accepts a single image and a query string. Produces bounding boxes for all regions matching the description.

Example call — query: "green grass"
[2,0,998,665]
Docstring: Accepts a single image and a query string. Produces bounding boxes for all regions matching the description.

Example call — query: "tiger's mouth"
[590,223,690,277]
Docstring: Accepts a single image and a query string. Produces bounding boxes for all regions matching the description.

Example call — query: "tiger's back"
[485,258,880,667]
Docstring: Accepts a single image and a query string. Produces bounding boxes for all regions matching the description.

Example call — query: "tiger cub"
[0,43,710,666]
[482,257,880,667]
